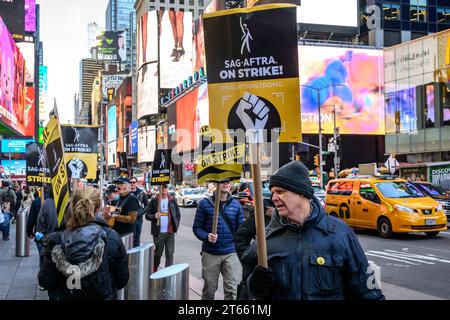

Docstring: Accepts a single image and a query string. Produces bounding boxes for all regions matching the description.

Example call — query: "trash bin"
[15,208,30,257]
[118,242,154,300]
[150,263,189,300]
[117,233,135,300]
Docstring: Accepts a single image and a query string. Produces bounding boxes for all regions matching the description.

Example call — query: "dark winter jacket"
[193,194,244,255]
[132,188,149,218]
[26,197,42,238]
[36,198,58,236]
[241,197,385,300]
[38,221,129,300]
[235,210,272,261]
[145,195,180,236]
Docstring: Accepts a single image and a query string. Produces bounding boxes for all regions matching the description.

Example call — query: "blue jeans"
[133,215,143,248]
[0,212,12,239]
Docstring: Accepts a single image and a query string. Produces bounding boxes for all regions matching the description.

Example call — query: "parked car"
[176,187,206,207]
[231,179,271,219]
[411,181,450,219]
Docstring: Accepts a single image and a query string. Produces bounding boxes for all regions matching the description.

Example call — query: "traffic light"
[314,154,319,167]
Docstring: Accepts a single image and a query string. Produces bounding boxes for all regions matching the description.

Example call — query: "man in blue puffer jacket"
[193,181,244,300]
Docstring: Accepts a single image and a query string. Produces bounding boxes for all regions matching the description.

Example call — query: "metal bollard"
[150,263,189,300]
[117,233,135,300]
[122,242,154,300]
[15,209,30,257]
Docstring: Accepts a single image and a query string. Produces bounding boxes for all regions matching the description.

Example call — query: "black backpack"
[136,191,146,217]
[1,189,16,210]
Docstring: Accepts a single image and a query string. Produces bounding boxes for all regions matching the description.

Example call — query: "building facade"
[79,59,104,123]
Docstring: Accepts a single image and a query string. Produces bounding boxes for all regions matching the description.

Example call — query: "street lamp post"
[300,84,344,189]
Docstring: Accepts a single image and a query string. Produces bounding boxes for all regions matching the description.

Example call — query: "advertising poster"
[0,16,27,136]
[129,120,138,155]
[159,10,193,89]
[102,74,127,97]
[24,85,35,136]
[137,10,158,68]
[137,62,158,118]
[203,5,300,144]
[151,149,172,185]
[94,31,126,62]
[42,115,71,226]
[107,106,117,167]
[24,0,35,33]
[138,125,156,163]
[193,16,205,74]
[0,0,25,41]
[400,167,427,182]
[429,164,450,191]
[1,138,34,153]
[176,87,199,153]
[26,142,50,186]
[299,45,384,135]
[61,125,99,180]
[1,160,26,176]
[197,125,243,184]
[38,66,48,121]
[17,42,35,84]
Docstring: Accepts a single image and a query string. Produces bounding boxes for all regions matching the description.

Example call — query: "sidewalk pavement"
[0,223,443,300]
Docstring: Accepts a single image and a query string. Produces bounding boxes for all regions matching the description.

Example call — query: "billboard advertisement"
[1,160,26,176]
[1,138,34,153]
[17,42,34,83]
[93,31,126,62]
[296,0,357,27]
[176,87,199,153]
[430,164,450,191]
[24,0,35,33]
[193,16,205,74]
[299,45,384,135]
[137,62,158,118]
[137,10,158,68]
[24,85,35,136]
[138,125,156,163]
[129,120,138,155]
[38,66,48,121]
[160,10,193,89]
[107,106,117,166]
[0,0,25,41]
[0,16,27,136]
[102,74,127,97]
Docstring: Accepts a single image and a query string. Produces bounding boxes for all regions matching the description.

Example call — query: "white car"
[176,188,207,207]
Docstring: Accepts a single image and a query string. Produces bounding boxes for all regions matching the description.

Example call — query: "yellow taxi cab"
[325,175,448,238]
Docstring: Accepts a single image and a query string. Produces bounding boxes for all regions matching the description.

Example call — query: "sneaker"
[2,237,10,241]
[39,286,47,291]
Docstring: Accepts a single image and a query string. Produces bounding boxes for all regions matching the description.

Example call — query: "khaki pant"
[201,251,241,300]
[153,233,175,270]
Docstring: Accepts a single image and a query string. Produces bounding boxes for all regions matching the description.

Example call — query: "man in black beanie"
[240,161,385,300]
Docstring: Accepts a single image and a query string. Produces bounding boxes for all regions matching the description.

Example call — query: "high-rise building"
[105,0,136,72]
[87,22,103,57]
[79,59,104,123]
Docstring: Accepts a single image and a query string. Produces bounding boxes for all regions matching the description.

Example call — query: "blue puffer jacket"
[193,194,244,255]
[241,197,385,300]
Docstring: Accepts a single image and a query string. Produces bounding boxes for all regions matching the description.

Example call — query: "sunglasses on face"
[130,181,136,184]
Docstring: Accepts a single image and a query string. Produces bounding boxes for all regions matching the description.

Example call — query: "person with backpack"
[38,186,129,300]
[21,186,35,211]
[0,181,16,240]
[130,176,149,247]
[13,182,23,219]
[145,184,181,272]
[193,180,244,300]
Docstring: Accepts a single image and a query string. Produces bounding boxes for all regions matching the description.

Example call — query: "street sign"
[384,155,399,175]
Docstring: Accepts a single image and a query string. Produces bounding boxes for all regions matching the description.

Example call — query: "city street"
[170,207,450,300]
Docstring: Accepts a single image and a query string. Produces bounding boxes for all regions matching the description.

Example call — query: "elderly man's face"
[271,186,311,224]
[116,182,130,196]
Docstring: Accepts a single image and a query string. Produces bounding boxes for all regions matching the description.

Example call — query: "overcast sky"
[39,0,108,124]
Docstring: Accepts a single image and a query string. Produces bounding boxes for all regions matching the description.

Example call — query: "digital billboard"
[93,31,126,62]
[17,41,34,83]
[137,125,156,163]
[38,66,48,121]
[176,87,199,153]
[296,0,357,27]
[299,45,384,135]
[137,63,158,118]
[159,10,193,89]
[24,85,35,136]
[0,0,25,41]
[1,138,34,153]
[102,74,127,97]
[193,16,205,74]
[137,10,158,69]
[1,160,26,176]
[0,16,27,136]
[107,106,117,166]
[129,120,138,155]
[24,0,35,33]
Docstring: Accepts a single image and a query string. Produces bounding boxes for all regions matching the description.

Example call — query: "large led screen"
[137,10,158,69]
[24,0,35,33]
[137,63,158,118]
[193,16,205,74]
[0,0,25,40]
[137,125,156,163]
[17,42,34,83]
[297,0,357,27]
[38,66,48,121]
[1,160,26,176]
[24,85,35,136]
[107,106,117,166]
[299,45,384,135]
[160,10,193,89]
[176,87,199,153]
[0,17,27,136]
[1,138,34,153]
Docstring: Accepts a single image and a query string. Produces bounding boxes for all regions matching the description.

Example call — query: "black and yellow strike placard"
[197,125,243,185]
[61,125,99,180]
[43,115,71,226]
[203,4,301,143]
[151,149,172,185]
[26,142,51,186]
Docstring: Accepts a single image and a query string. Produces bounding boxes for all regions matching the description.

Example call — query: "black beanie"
[269,161,314,199]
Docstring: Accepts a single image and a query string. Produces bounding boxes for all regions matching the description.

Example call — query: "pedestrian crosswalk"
[365,249,450,267]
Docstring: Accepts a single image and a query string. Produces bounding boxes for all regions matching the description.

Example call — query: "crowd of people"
[0,161,386,300]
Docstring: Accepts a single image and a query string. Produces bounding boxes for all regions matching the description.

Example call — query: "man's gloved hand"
[248,265,275,299]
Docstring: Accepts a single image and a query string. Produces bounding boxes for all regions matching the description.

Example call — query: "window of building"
[410,0,427,22]
[189,0,194,5]
[150,6,155,10]
[170,0,174,3]
[199,9,204,15]
[199,0,204,6]
[383,3,401,20]
[437,7,450,24]
[180,0,184,4]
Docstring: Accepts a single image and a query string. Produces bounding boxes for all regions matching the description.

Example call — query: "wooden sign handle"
[157,185,161,226]
[212,183,221,235]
